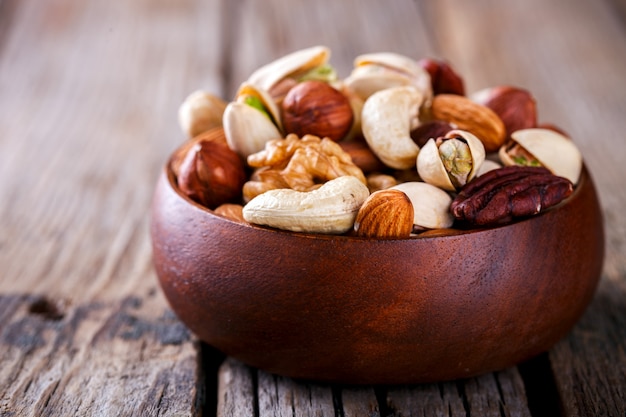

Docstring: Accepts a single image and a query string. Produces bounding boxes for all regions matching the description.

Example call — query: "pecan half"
[450,166,574,226]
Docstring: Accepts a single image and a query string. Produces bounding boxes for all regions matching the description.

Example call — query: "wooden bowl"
[150,149,604,384]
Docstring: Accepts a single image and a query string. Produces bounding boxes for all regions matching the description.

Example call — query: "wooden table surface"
[1,0,625,415]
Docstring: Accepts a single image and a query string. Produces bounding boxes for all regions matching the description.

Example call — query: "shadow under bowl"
[150,154,604,384]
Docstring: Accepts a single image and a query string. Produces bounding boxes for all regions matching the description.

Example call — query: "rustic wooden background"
[1,0,625,415]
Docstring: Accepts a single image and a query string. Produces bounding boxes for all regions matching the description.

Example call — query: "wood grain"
[0,294,200,416]
[0,0,625,415]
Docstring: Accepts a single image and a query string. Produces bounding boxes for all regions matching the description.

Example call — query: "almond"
[431,94,506,153]
[353,189,414,238]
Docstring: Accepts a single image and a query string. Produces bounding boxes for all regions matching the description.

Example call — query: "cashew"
[242,176,370,234]
[361,86,424,170]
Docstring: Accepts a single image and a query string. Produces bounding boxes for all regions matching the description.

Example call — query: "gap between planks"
[211,353,574,417]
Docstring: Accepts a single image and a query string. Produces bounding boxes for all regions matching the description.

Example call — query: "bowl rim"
[164,150,591,242]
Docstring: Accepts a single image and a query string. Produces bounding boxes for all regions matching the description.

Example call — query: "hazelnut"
[176,138,247,209]
[281,80,353,141]
[418,58,465,96]
[470,86,537,138]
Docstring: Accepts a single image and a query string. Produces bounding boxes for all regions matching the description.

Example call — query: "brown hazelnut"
[418,58,465,96]
[281,80,353,141]
[471,86,537,138]
[176,138,247,209]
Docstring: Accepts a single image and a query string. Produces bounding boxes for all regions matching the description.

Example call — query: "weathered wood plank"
[0,294,200,416]
[340,387,380,417]
[0,0,224,298]
[216,358,536,417]
[549,279,626,417]
[257,371,336,417]
[383,368,530,417]
[217,358,256,417]
[0,0,227,414]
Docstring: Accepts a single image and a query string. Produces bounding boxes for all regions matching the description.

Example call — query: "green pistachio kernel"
[243,95,273,122]
[297,64,338,83]
[439,138,473,189]
[513,155,541,167]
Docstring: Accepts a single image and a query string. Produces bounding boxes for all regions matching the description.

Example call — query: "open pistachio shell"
[246,46,331,93]
[223,83,283,158]
[345,52,433,101]
[499,128,583,184]
[235,82,282,130]
[417,129,486,192]
[391,181,453,229]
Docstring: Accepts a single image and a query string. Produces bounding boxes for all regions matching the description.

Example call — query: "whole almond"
[431,94,506,153]
[354,189,414,238]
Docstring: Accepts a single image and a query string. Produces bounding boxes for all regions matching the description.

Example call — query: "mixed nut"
[173,46,583,237]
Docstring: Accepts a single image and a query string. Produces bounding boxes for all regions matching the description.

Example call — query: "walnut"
[243,134,366,201]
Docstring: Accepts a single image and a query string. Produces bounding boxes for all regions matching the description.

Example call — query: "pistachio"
[247,45,333,103]
[417,129,485,192]
[345,52,433,102]
[498,128,582,184]
[223,83,283,158]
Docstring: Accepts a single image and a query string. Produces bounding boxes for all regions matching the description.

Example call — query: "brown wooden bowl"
[150,150,604,384]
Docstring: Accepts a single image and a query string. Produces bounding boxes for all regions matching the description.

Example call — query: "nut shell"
[417,129,486,192]
[499,128,583,184]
